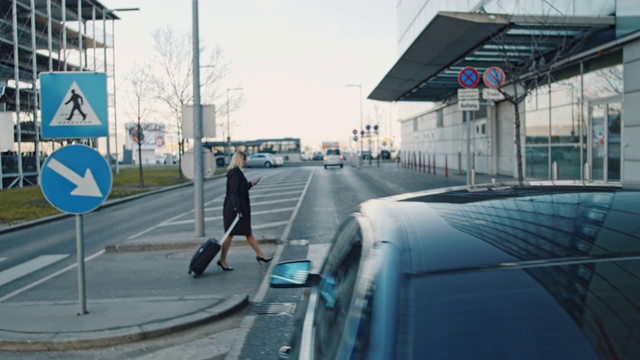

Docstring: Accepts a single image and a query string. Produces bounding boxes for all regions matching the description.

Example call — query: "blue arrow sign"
[40,145,112,214]
[40,72,108,139]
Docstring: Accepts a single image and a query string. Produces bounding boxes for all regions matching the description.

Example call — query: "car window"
[314,217,363,360]
[399,258,640,359]
[327,149,341,155]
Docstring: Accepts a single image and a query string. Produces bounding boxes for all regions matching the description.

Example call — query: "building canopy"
[369,11,615,103]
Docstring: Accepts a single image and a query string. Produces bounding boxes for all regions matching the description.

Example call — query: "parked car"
[379,149,391,160]
[246,153,280,168]
[360,150,372,160]
[312,151,324,161]
[270,181,640,359]
[323,148,344,169]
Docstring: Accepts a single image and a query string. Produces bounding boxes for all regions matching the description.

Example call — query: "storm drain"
[252,302,296,315]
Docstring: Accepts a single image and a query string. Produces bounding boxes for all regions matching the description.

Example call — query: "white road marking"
[0,257,6,263]
[0,250,103,303]
[0,255,69,288]
[161,208,296,226]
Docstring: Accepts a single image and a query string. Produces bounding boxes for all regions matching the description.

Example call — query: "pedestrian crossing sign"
[40,72,108,139]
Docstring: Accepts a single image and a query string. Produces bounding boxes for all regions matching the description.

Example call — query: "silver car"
[246,153,279,168]
[323,148,344,169]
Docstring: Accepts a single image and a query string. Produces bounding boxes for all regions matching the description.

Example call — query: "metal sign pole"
[76,214,87,315]
[466,111,471,186]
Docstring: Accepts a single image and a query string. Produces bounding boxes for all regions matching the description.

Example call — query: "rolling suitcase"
[188,216,240,278]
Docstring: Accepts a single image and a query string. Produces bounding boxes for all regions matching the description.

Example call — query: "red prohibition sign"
[483,66,506,89]
[458,67,480,88]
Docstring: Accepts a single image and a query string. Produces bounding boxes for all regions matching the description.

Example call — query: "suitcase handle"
[220,215,240,246]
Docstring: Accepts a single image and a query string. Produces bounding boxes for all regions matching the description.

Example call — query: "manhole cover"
[252,302,296,315]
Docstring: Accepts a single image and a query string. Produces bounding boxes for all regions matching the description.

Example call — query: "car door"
[312,216,364,359]
[247,154,262,167]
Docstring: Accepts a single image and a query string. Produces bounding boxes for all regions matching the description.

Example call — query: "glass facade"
[523,64,623,181]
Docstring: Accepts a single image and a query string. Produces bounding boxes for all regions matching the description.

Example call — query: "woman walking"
[218,151,273,271]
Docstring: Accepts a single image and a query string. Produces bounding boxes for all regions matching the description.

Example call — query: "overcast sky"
[105,0,399,152]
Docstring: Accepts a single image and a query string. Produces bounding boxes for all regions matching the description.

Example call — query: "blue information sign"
[40,72,108,139]
[40,145,112,214]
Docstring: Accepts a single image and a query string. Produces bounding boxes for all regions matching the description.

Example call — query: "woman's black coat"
[223,167,253,236]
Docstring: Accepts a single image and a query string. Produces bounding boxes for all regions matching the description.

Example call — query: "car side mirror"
[270,260,319,288]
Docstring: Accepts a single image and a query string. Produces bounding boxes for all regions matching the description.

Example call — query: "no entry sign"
[458,67,480,88]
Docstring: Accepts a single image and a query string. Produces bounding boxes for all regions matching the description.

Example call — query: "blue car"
[271,181,640,359]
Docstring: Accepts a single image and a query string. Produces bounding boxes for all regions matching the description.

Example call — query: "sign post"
[39,70,110,316]
[458,67,480,186]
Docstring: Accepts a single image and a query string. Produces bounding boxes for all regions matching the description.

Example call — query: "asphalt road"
[0,161,503,359]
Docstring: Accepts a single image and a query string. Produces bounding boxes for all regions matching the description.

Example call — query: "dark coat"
[223,167,253,236]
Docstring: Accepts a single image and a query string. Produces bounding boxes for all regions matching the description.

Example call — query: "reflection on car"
[526,147,549,163]
[246,153,281,168]
[271,182,640,359]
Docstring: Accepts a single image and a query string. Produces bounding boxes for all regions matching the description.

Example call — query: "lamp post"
[346,84,363,156]
[226,87,243,163]
[103,7,139,174]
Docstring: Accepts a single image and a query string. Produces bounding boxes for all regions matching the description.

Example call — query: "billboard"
[125,122,166,150]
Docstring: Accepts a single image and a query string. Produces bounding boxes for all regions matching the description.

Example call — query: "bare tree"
[491,12,604,183]
[151,25,232,162]
[125,62,157,188]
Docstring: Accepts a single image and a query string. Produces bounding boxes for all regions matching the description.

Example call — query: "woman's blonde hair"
[228,151,247,171]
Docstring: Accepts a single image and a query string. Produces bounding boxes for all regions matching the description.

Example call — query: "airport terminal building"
[370,0,640,187]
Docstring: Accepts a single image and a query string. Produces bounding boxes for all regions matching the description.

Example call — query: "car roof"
[359,181,640,275]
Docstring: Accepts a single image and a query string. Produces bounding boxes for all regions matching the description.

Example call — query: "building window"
[413,119,418,132]
[437,109,443,128]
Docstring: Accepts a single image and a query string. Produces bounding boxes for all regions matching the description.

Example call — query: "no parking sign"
[483,67,506,89]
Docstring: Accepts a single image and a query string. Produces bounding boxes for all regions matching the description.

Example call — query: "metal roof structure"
[369,12,616,103]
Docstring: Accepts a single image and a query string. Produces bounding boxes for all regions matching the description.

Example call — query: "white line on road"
[0,257,6,263]
[161,208,296,226]
[0,250,104,303]
[0,255,69,288]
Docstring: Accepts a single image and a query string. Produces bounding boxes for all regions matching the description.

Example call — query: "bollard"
[471,169,476,185]
[445,155,448,177]
[433,154,436,175]
[552,161,558,180]
[428,154,431,174]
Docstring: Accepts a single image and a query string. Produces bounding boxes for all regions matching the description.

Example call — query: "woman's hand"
[236,212,243,218]
[251,178,261,186]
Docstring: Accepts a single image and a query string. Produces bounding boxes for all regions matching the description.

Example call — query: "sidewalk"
[0,230,277,351]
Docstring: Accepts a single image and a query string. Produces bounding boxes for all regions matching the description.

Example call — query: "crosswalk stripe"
[0,257,6,263]
[0,255,69,288]
[162,207,295,226]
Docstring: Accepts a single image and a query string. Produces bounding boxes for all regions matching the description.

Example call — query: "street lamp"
[103,7,140,174]
[345,84,363,156]
[226,87,243,163]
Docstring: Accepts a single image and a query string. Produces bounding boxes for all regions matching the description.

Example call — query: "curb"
[0,294,250,352]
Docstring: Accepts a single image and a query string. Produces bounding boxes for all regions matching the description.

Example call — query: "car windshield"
[327,149,340,155]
